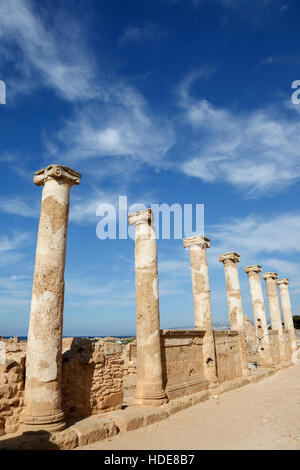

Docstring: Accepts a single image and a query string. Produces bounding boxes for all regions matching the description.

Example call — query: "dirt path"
[78,364,300,450]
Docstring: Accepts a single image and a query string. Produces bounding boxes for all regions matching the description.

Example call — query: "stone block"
[71,415,117,447]
[50,427,79,450]
[102,391,123,409]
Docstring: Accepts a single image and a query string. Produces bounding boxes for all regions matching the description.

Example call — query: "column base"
[208,377,219,389]
[19,410,65,433]
[134,391,168,407]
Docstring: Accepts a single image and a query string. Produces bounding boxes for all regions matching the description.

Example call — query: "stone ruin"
[0,164,298,437]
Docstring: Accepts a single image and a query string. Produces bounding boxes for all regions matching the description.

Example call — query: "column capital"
[244,264,262,275]
[219,252,240,264]
[33,165,81,187]
[183,235,210,249]
[262,272,278,280]
[128,208,153,226]
[276,278,289,286]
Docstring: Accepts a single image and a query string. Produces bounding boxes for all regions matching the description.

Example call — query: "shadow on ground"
[0,430,60,450]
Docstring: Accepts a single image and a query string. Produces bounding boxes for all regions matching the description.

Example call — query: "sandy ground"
[78,364,300,450]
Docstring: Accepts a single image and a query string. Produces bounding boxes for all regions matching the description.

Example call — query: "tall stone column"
[129,209,167,407]
[262,273,286,362]
[219,253,250,376]
[183,235,218,385]
[20,165,81,431]
[244,265,272,366]
[276,279,297,357]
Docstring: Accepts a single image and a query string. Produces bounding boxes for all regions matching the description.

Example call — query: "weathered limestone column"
[276,279,297,357]
[219,253,250,376]
[262,273,286,362]
[244,265,273,366]
[129,209,167,407]
[183,235,218,385]
[20,165,81,431]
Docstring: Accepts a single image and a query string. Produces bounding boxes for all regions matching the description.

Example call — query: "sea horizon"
[1,321,236,340]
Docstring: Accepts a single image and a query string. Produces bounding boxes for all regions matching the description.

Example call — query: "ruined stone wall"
[123,341,137,376]
[0,339,26,435]
[283,330,292,362]
[61,338,124,420]
[243,315,259,363]
[268,331,281,365]
[160,330,209,400]
[0,337,124,435]
[214,331,243,383]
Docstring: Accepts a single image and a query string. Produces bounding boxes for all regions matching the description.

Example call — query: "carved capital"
[219,252,240,265]
[244,264,262,275]
[262,272,278,281]
[128,208,153,226]
[183,235,210,249]
[33,165,81,187]
[276,278,289,286]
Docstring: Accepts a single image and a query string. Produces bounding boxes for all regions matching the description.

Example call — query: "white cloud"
[208,212,300,259]
[0,192,112,226]
[0,0,99,101]
[205,212,300,299]
[0,232,31,267]
[45,83,175,168]
[0,274,31,299]
[178,72,300,196]
[0,1,174,173]
[0,196,40,218]
[0,232,30,255]
[259,258,298,275]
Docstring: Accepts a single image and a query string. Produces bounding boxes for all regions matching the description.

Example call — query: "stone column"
[129,209,167,407]
[20,165,81,431]
[219,253,250,376]
[244,265,273,366]
[276,279,297,357]
[262,273,286,362]
[183,235,218,385]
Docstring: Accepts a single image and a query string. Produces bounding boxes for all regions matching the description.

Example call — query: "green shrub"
[293,315,300,329]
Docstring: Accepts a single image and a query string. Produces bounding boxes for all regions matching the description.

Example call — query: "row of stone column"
[245,268,297,364]
[21,170,297,432]
[129,210,297,407]
[218,257,296,367]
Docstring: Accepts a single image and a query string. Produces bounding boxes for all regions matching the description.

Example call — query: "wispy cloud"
[45,83,175,169]
[0,0,99,101]
[177,72,300,196]
[0,232,32,267]
[0,0,175,176]
[259,258,298,275]
[204,211,300,296]
[0,196,40,218]
[0,232,30,254]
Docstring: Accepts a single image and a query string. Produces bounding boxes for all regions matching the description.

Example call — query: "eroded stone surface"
[276,279,297,361]
[262,272,286,362]
[0,337,124,436]
[20,165,81,432]
[129,209,167,407]
[160,330,209,400]
[244,265,273,366]
[214,330,244,383]
[183,235,218,385]
[219,253,250,377]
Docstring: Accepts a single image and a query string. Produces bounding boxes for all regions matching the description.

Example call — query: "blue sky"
[1,0,300,336]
